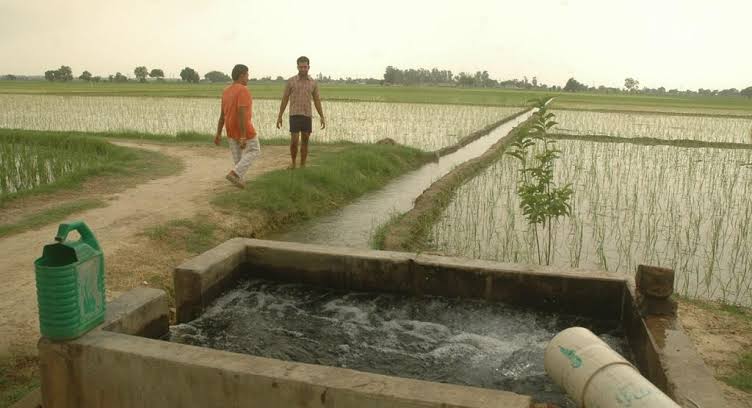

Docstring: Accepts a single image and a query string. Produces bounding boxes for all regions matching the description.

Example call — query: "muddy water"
[271,110,534,248]
[170,279,631,406]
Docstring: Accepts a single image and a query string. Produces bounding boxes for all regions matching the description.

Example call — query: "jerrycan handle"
[55,221,101,251]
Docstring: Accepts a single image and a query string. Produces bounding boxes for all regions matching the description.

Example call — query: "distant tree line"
[563,76,752,98]
[44,66,74,82]
[383,66,551,89]
[34,65,232,84]
[4,64,751,98]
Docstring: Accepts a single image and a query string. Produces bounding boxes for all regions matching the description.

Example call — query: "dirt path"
[0,141,289,354]
[679,301,752,408]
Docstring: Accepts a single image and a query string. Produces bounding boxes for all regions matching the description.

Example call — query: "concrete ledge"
[412,253,626,319]
[103,287,169,339]
[245,239,415,292]
[174,237,248,323]
[39,330,531,408]
[176,239,630,322]
[623,286,728,407]
[244,239,628,318]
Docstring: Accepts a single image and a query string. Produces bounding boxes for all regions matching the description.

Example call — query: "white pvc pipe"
[544,327,680,408]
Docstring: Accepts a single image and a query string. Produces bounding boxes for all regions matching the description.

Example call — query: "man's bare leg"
[289,132,300,169]
[300,132,311,167]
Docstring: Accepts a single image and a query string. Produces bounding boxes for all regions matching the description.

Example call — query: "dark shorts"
[290,115,312,134]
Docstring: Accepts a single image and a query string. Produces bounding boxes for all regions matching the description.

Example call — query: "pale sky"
[1,0,750,90]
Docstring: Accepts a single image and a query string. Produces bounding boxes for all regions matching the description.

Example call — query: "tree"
[113,72,128,82]
[57,66,73,82]
[44,70,56,81]
[563,77,587,92]
[624,77,640,92]
[92,76,102,83]
[383,66,397,84]
[180,67,200,83]
[204,70,231,83]
[3,74,17,80]
[456,72,475,87]
[741,86,752,98]
[275,75,284,81]
[149,68,164,80]
[505,98,572,265]
[134,66,149,83]
[79,71,92,81]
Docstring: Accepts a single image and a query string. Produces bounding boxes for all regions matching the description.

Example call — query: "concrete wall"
[39,331,530,408]
[172,238,729,408]
[622,284,728,408]
[174,237,248,323]
[175,239,627,323]
[39,239,727,407]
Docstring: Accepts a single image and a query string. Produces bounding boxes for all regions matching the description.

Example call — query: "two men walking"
[215,56,326,189]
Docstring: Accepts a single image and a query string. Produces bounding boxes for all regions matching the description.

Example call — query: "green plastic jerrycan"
[34,221,106,340]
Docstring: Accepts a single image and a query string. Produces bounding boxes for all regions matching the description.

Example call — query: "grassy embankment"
[146,143,433,256]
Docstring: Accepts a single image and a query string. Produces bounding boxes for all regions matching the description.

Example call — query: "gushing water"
[170,279,631,406]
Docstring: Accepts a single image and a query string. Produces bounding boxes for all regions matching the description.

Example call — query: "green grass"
[719,304,752,322]
[144,218,219,253]
[725,352,752,392]
[369,212,403,249]
[213,144,431,230]
[0,352,39,408]
[2,81,751,113]
[0,199,106,238]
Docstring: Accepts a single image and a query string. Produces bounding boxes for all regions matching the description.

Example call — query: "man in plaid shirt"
[276,56,326,169]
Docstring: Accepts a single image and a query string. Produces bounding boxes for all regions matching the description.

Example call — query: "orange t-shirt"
[221,83,257,140]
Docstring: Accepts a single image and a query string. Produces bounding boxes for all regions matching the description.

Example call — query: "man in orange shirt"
[214,64,261,188]
[276,56,326,169]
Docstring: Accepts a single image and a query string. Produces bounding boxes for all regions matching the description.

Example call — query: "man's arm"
[276,82,291,129]
[238,105,248,148]
[313,84,326,129]
[214,106,224,146]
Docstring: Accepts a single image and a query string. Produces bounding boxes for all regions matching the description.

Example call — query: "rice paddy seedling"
[0,95,522,151]
[430,125,752,306]
[552,110,752,144]
[0,131,129,202]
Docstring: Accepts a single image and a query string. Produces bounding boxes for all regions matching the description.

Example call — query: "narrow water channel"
[271,110,535,248]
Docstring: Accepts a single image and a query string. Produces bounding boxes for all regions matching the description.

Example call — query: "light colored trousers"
[228,137,261,180]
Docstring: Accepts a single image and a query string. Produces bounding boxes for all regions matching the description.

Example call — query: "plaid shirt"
[283,75,320,117]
